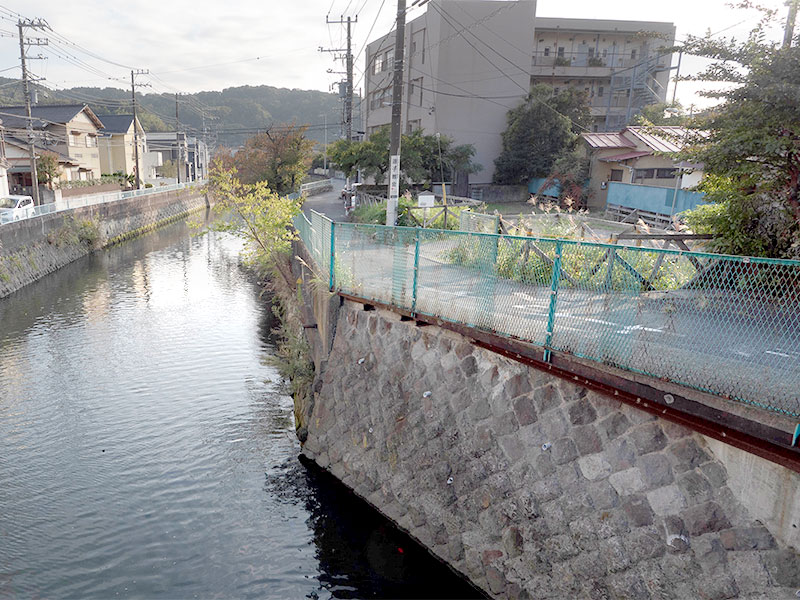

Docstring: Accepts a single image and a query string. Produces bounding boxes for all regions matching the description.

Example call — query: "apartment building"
[363,1,675,185]
[531,18,676,132]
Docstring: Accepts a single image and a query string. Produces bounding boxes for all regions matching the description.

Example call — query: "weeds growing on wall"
[46,217,102,249]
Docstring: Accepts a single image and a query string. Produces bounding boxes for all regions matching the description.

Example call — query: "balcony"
[530,50,664,78]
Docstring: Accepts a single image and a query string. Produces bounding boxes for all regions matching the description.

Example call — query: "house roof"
[599,150,653,162]
[0,104,105,130]
[581,132,637,149]
[97,114,136,134]
[623,126,690,154]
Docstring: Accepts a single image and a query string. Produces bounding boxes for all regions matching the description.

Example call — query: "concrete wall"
[287,253,800,598]
[0,187,208,298]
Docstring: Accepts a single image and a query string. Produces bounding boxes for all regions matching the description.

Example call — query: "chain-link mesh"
[459,211,500,234]
[294,216,800,416]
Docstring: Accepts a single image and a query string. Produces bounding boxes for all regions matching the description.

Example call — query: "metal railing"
[0,181,207,227]
[300,179,333,194]
[294,211,800,417]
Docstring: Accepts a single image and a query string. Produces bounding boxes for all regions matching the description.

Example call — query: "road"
[302,178,348,222]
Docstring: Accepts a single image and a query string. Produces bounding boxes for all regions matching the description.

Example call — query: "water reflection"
[0,214,483,599]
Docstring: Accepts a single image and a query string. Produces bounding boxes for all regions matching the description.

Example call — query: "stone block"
[763,548,800,587]
[567,400,597,425]
[551,437,579,465]
[530,475,562,503]
[570,549,608,581]
[467,397,491,421]
[719,526,776,551]
[677,470,713,504]
[668,437,711,472]
[682,502,732,536]
[606,437,637,472]
[623,495,655,527]
[609,467,646,496]
[588,480,620,510]
[502,526,524,558]
[646,484,687,516]
[586,390,620,418]
[628,422,667,455]
[548,532,580,561]
[533,383,562,414]
[512,395,538,426]
[700,461,728,488]
[573,425,603,456]
[499,434,525,464]
[578,454,613,481]
[597,412,631,442]
[460,355,479,378]
[636,453,674,489]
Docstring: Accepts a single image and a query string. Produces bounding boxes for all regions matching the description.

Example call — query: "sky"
[1,0,793,110]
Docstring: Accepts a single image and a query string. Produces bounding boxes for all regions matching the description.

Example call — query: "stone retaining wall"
[0,187,208,298]
[291,275,800,598]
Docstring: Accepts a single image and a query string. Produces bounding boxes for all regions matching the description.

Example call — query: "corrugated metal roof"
[599,150,653,162]
[581,132,637,149]
[623,126,689,154]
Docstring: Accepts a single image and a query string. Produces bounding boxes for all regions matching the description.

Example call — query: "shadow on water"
[267,456,486,599]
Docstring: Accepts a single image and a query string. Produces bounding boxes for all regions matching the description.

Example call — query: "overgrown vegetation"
[327,126,479,188]
[350,197,472,230]
[680,4,800,258]
[46,217,102,249]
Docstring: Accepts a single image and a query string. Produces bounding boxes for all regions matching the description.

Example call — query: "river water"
[0,214,481,599]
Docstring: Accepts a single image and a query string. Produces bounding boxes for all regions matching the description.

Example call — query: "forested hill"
[0,78,356,147]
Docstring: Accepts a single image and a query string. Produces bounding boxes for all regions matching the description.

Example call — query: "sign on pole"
[417,193,435,208]
[386,154,401,225]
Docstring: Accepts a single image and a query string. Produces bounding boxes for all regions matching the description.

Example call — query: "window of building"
[406,119,421,134]
[557,47,565,57]
[411,29,425,64]
[598,86,604,97]
[372,53,383,75]
[588,47,595,58]
[657,168,677,179]
[86,135,97,148]
[543,47,550,57]
[634,168,655,180]
[410,77,423,106]
[384,49,393,71]
[68,132,80,146]
[610,169,624,182]
[631,49,637,60]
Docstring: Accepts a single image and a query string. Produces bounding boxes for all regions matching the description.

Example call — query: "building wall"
[365,1,536,185]
[61,112,103,178]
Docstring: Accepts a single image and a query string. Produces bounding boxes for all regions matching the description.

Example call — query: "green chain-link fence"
[294,211,800,417]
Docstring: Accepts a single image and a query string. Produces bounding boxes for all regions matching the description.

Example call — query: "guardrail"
[300,179,333,195]
[295,210,800,417]
[0,181,207,227]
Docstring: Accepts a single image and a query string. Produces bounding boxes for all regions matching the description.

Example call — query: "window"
[598,86,604,97]
[74,152,83,158]
[412,29,425,64]
[68,132,79,146]
[610,169,624,182]
[634,168,655,180]
[543,47,550,57]
[588,47,595,58]
[86,135,97,147]
[410,77,423,106]
[406,119,421,134]
[631,49,637,60]
[372,53,383,75]
[384,49,393,71]
[657,168,677,179]
[557,47,565,57]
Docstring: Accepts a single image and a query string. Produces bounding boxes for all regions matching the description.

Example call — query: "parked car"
[0,195,35,224]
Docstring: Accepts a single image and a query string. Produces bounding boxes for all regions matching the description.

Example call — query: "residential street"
[302,178,348,222]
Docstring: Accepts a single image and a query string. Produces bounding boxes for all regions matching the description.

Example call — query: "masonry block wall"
[300,298,800,599]
[0,188,208,298]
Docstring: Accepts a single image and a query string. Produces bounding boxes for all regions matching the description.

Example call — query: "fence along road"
[296,210,800,418]
[0,181,207,227]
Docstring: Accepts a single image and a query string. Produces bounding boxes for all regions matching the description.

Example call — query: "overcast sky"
[2,0,792,109]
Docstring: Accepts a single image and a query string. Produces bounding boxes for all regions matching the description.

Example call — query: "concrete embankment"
[279,239,800,600]
[0,187,209,298]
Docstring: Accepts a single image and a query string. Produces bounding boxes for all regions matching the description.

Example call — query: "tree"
[632,102,690,126]
[233,123,314,195]
[158,159,178,179]
[208,162,301,272]
[327,126,479,187]
[680,5,800,258]
[493,85,590,185]
[37,151,61,187]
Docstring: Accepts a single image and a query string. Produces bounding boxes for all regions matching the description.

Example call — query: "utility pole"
[784,0,799,48]
[17,18,48,205]
[386,0,407,226]
[175,93,182,184]
[130,69,148,190]
[321,15,357,141]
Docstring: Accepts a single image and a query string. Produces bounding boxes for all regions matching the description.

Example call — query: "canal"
[0,213,481,599]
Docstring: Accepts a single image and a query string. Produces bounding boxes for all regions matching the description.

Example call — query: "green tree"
[632,102,689,126]
[37,151,61,187]
[327,126,479,186]
[493,85,590,185]
[208,162,301,272]
[234,123,314,195]
[680,6,800,258]
[158,159,178,179]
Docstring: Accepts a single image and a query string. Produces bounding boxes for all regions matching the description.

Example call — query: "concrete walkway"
[302,178,348,222]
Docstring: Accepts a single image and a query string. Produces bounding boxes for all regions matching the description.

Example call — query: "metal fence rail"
[0,181,206,227]
[293,211,800,417]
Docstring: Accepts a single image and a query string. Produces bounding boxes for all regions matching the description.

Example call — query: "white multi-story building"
[363,1,675,185]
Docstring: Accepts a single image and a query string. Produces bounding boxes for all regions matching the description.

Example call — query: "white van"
[0,195,35,224]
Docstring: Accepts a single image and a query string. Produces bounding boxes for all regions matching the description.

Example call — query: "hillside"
[0,78,359,148]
